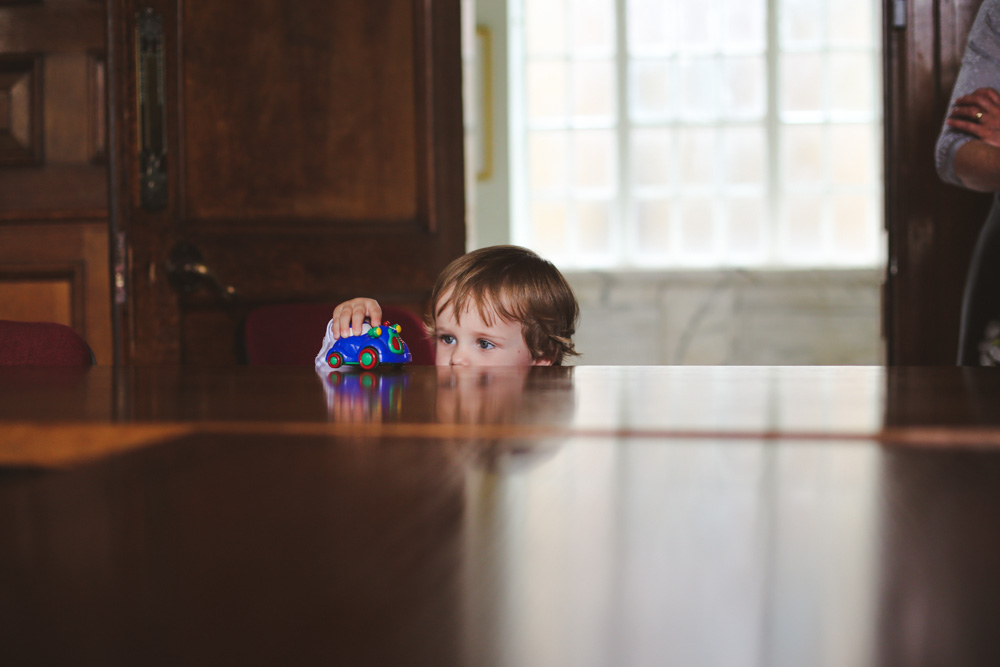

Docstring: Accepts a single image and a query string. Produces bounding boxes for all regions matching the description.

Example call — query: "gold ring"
[978,111,984,120]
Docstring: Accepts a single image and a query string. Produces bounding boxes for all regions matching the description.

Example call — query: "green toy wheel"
[358,347,379,370]
[326,350,344,368]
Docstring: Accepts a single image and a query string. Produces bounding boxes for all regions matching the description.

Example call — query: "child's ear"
[531,357,553,366]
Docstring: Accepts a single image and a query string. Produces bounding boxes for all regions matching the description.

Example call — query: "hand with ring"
[947,87,1000,147]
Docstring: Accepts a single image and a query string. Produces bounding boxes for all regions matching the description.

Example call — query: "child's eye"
[477,339,496,350]
[439,334,456,345]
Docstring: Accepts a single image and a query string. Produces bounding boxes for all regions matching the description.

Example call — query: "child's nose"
[450,345,470,366]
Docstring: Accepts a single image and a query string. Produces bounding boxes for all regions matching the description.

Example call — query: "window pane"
[679,197,716,255]
[631,128,674,187]
[832,194,876,256]
[677,0,718,51]
[634,197,673,254]
[724,195,766,258]
[531,199,571,256]
[627,0,675,54]
[830,54,873,115]
[526,0,568,55]
[515,0,883,269]
[829,0,873,45]
[780,0,823,48]
[571,0,615,53]
[722,0,766,51]
[529,130,571,190]
[574,130,617,189]
[573,60,616,120]
[630,60,674,120]
[722,56,766,119]
[723,127,766,186]
[830,124,874,186]
[780,54,824,115]
[577,199,615,253]
[527,60,569,122]
[782,125,825,185]
[781,193,826,260]
[677,57,719,121]
[678,128,716,186]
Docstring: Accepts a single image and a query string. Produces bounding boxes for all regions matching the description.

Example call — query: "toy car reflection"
[322,369,408,422]
[323,322,412,370]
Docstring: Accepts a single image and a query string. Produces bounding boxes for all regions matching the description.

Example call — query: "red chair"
[243,303,434,366]
[0,320,95,366]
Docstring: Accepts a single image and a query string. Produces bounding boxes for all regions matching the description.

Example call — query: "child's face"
[433,295,551,367]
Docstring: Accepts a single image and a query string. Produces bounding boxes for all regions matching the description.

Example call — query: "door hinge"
[113,230,128,305]
[893,0,907,29]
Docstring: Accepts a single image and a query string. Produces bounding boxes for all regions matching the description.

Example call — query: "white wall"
[469,0,510,248]
[566,269,883,365]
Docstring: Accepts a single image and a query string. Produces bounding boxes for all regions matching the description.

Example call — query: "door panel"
[110,0,466,364]
[181,2,419,223]
[0,222,110,355]
[0,0,111,364]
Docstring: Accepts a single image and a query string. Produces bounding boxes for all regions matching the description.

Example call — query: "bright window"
[510,0,884,268]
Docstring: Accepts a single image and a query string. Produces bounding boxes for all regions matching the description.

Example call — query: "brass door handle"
[166,243,237,300]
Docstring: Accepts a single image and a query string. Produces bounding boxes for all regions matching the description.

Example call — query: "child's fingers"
[331,301,353,339]
[332,298,382,339]
[332,307,350,339]
[350,305,368,337]
[356,300,382,334]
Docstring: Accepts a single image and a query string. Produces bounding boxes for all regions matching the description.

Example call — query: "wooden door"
[884,0,992,364]
[108,0,466,364]
[0,0,112,363]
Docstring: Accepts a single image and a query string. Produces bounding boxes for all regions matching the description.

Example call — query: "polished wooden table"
[2,365,1000,665]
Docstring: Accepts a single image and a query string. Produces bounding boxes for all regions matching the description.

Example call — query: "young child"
[319,245,579,367]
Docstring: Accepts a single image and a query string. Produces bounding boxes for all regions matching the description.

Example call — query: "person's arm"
[952,140,1000,192]
[935,0,1000,190]
[331,298,382,339]
[946,87,1000,192]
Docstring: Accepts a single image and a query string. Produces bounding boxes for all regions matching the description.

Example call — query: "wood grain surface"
[5,365,1000,468]
[4,365,1000,664]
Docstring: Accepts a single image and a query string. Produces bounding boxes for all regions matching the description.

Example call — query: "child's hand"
[331,298,382,339]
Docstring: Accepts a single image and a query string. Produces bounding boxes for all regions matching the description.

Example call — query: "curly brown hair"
[427,246,579,365]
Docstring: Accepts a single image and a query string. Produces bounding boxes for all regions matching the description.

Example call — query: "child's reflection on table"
[319,366,576,470]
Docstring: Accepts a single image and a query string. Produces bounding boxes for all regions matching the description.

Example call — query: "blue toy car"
[323,322,412,370]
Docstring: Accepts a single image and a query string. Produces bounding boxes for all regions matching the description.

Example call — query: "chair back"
[244,303,434,365]
[0,320,95,366]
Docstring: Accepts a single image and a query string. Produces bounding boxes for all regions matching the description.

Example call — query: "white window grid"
[509,0,884,269]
